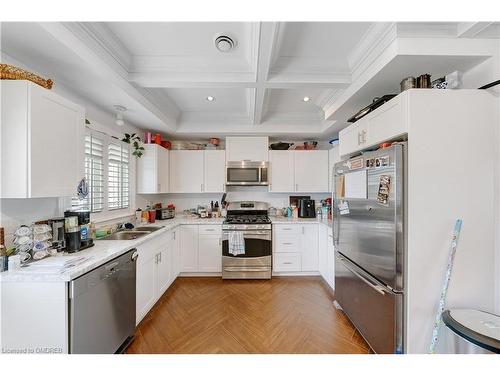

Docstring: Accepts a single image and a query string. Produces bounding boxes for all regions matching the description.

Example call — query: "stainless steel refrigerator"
[332,143,406,354]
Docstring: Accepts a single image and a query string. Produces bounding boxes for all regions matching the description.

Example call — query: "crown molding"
[456,22,495,38]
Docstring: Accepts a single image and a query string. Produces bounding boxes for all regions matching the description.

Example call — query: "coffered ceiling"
[1,21,499,139]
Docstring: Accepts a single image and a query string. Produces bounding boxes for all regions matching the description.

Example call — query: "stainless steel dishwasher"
[69,249,138,353]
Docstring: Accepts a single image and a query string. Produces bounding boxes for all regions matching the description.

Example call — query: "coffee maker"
[64,210,93,252]
[48,218,66,251]
[298,199,316,218]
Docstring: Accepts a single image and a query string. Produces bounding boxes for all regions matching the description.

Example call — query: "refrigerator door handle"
[338,255,386,295]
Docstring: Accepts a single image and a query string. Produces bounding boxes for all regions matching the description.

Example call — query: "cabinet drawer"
[199,225,222,235]
[274,225,300,235]
[274,236,300,253]
[274,253,301,272]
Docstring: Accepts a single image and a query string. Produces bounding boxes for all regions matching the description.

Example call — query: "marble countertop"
[0,215,223,283]
[1,215,332,283]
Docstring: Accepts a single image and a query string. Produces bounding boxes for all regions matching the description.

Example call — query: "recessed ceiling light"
[206,96,215,102]
[303,96,311,102]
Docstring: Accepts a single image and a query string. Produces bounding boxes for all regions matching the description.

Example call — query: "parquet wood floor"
[126,276,371,354]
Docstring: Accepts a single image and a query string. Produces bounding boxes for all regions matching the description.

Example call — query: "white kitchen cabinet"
[198,234,222,272]
[294,151,329,192]
[327,233,335,290]
[137,144,169,194]
[328,145,340,192]
[318,224,328,280]
[269,151,295,192]
[339,92,408,157]
[299,224,319,271]
[157,243,173,296]
[180,225,199,272]
[1,80,85,198]
[225,136,269,162]
[171,228,181,277]
[203,150,225,193]
[273,223,319,273]
[136,242,158,324]
[170,150,204,193]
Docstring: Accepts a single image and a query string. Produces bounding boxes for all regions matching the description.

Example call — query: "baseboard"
[179,272,222,277]
[272,271,321,277]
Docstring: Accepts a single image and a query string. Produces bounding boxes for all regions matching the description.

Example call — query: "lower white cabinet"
[180,224,222,273]
[180,225,199,272]
[318,224,335,289]
[136,231,177,325]
[273,223,319,273]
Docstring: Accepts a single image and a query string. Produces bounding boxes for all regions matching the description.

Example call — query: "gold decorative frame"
[0,64,53,89]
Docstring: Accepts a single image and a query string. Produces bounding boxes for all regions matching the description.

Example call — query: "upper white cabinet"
[226,136,269,162]
[269,150,295,192]
[169,150,225,193]
[294,151,329,192]
[203,150,225,193]
[137,144,169,194]
[339,93,408,157]
[269,150,329,193]
[169,150,204,193]
[1,80,85,198]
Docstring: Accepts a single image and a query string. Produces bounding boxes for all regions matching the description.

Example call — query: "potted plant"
[122,133,145,158]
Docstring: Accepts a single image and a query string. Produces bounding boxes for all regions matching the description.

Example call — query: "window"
[107,142,130,210]
[72,134,104,213]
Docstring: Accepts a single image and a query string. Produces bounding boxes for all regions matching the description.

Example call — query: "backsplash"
[136,188,330,212]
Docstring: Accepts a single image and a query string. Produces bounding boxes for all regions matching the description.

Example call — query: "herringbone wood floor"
[126,276,370,354]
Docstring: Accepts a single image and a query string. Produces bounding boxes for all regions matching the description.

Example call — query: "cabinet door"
[338,123,360,157]
[328,146,340,192]
[30,84,84,198]
[157,146,170,193]
[294,151,329,192]
[136,248,158,324]
[204,150,225,193]
[198,234,222,272]
[300,225,319,271]
[269,151,295,192]
[170,150,204,193]
[318,224,328,280]
[366,94,407,148]
[157,245,172,296]
[137,144,158,193]
[171,229,181,277]
[327,234,335,289]
[180,225,199,272]
[226,136,269,162]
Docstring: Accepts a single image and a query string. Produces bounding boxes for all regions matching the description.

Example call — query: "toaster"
[155,207,175,220]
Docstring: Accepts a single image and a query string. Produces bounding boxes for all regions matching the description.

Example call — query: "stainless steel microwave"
[226,161,269,186]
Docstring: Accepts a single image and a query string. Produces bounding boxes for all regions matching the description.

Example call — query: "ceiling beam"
[456,22,494,38]
[39,22,180,130]
[252,22,280,125]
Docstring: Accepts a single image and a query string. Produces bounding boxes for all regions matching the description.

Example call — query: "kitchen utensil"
[209,138,220,146]
[269,142,294,150]
[400,76,416,92]
[347,95,397,123]
[417,74,432,88]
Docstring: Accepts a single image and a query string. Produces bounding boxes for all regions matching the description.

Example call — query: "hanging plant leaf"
[122,132,144,158]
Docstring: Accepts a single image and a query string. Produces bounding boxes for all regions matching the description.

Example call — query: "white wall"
[461,50,500,314]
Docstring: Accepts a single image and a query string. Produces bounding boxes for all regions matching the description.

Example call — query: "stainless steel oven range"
[222,201,272,279]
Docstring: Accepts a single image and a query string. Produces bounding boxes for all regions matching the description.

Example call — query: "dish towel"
[228,231,245,256]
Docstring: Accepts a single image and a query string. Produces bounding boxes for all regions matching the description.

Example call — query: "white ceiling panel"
[267,88,326,113]
[271,22,372,74]
[162,87,249,113]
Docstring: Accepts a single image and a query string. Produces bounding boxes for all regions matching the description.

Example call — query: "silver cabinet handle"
[302,226,305,235]
[155,254,158,264]
[159,252,162,262]
[201,183,203,192]
[295,183,298,191]
[219,238,222,245]
[282,227,292,231]
[283,262,292,265]
[282,242,293,245]
[205,228,215,232]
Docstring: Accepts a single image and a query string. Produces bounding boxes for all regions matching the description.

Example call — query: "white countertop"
[1,215,331,283]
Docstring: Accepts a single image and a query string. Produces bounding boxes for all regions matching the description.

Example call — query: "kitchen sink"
[100,231,150,241]
[134,226,164,232]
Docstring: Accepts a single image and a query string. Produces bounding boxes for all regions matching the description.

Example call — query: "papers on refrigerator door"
[338,201,350,215]
[344,170,367,199]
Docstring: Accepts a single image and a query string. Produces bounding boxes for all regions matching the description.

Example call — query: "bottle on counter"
[135,208,142,223]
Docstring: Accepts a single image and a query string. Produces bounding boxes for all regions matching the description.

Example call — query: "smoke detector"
[214,35,236,53]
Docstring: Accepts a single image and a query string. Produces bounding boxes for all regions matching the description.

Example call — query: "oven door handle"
[223,266,270,272]
[222,231,271,238]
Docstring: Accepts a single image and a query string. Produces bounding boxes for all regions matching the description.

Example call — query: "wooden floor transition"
[126,276,371,354]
